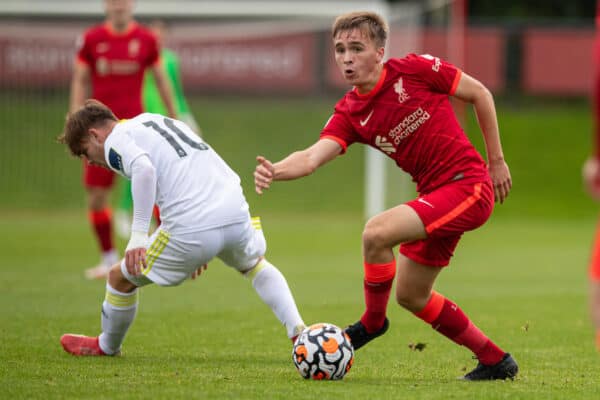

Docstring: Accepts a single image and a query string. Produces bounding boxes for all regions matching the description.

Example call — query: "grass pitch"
[1,94,599,398]
[1,211,599,399]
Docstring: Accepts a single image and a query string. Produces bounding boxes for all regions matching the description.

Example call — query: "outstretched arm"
[68,62,90,113]
[254,138,342,194]
[453,72,512,203]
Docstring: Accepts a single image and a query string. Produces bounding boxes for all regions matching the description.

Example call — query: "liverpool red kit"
[321,54,493,266]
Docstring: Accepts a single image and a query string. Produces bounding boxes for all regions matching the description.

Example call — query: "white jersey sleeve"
[104,127,148,179]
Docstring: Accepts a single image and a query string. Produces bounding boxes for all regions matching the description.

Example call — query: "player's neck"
[355,64,385,96]
[107,20,134,35]
[107,120,118,133]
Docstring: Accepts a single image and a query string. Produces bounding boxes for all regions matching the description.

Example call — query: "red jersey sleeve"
[406,53,462,95]
[319,99,360,154]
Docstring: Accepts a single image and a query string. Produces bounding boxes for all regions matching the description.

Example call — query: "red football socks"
[152,205,161,226]
[88,208,114,253]
[360,260,396,333]
[415,291,504,365]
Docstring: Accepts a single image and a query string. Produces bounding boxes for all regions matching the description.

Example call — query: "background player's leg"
[85,186,118,279]
[115,179,133,238]
[152,205,161,227]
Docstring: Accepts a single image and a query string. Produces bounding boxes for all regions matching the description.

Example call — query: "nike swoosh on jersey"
[360,109,374,127]
[417,198,435,208]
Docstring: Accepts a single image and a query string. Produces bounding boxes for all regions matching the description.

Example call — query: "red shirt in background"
[321,54,488,194]
[76,21,159,119]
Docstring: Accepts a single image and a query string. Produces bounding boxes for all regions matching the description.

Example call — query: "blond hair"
[332,11,388,48]
[57,99,117,157]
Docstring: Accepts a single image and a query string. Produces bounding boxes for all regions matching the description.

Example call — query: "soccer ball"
[292,323,354,380]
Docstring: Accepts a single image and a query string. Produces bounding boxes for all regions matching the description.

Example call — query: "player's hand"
[125,231,149,276]
[125,247,147,276]
[190,264,208,280]
[254,156,275,194]
[583,157,600,201]
[488,158,512,204]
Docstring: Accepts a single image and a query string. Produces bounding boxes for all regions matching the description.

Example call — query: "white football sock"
[99,283,138,355]
[102,249,119,268]
[245,259,305,339]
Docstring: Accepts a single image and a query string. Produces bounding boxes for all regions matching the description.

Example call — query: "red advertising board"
[0,23,78,88]
[522,28,595,95]
[0,22,318,93]
[0,21,596,96]
[173,32,318,93]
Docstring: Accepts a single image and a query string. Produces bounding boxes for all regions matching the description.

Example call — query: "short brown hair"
[332,11,388,49]
[57,99,117,157]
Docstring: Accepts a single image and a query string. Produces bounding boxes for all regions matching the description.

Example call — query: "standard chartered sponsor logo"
[375,136,395,154]
[387,107,430,144]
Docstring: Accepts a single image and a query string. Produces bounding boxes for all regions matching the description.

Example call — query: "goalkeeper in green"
[143,20,199,134]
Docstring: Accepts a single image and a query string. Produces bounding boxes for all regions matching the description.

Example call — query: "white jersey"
[104,113,249,234]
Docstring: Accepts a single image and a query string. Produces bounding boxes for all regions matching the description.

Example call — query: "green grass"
[1,211,599,399]
[1,93,600,397]
[0,92,596,218]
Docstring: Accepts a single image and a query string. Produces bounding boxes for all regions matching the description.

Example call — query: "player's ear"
[375,46,385,63]
[89,128,108,145]
[89,128,100,141]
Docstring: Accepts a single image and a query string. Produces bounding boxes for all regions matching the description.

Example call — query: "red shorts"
[400,179,494,267]
[590,219,600,282]
[83,159,115,188]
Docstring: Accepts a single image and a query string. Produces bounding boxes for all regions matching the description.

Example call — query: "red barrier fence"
[0,22,595,95]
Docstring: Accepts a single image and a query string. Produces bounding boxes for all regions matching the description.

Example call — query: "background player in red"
[254,11,518,380]
[581,1,600,352]
[69,0,176,279]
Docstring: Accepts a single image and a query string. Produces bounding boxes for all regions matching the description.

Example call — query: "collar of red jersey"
[354,66,388,98]
[104,21,138,37]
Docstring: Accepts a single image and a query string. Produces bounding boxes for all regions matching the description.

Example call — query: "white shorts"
[121,217,266,287]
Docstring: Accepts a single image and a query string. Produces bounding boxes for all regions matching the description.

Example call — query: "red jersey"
[321,54,488,194]
[76,22,159,119]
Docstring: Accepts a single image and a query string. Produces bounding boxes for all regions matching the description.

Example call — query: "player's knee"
[87,188,110,210]
[237,256,263,275]
[362,218,387,250]
[395,288,427,313]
